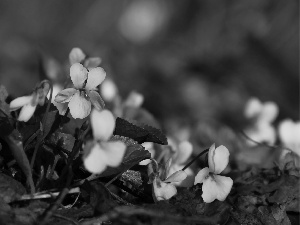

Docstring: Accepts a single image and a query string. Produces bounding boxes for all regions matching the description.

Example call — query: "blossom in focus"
[148,159,187,201]
[54,63,105,119]
[69,47,101,70]
[10,81,50,122]
[194,144,233,203]
[244,97,278,145]
[83,109,126,174]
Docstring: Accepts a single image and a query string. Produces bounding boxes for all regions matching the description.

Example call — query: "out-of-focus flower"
[278,119,300,168]
[83,109,126,174]
[278,119,300,156]
[123,91,144,108]
[69,47,101,70]
[244,98,278,145]
[167,139,194,187]
[100,78,118,102]
[119,0,167,43]
[139,142,155,165]
[148,159,187,201]
[194,144,233,203]
[54,63,105,119]
[10,81,50,122]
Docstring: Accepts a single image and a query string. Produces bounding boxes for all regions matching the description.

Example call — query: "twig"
[52,214,80,225]
[37,168,73,225]
[80,206,218,225]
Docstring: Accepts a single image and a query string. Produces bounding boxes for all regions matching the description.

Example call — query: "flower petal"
[91,109,115,141]
[68,91,91,119]
[153,177,177,201]
[84,57,102,70]
[244,98,262,119]
[100,141,126,167]
[69,48,86,65]
[88,90,105,110]
[201,175,233,203]
[70,63,88,89]
[177,167,194,187]
[194,167,209,185]
[83,143,107,174]
[100,79,118,102]
[174,141,193,165]
[164,170,187,183]
[10,96,33,111]
[279,119,296,147]
[208,144,229,174]
[260,101,278,123]
[85,67,106,91]
[18,104,37,122]
[54,88,77,103]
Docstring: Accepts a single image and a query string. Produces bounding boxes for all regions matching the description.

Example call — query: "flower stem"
[182,148,209,171]
[30,81,53,170]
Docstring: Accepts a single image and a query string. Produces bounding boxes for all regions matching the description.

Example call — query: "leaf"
[114,117,167,145]
[3,130,35,194]
[98,135,151,177]
[46,131,75,153]
[0,173,26,203]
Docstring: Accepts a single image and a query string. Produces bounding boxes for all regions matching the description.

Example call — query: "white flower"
[100,78,118,102]
[278,119,300,157]
[148,159,187,201]
[152,170,187,201]
[244,98,278,145]
[10,82,50,122]
[83,109,126,174]
[69,47,101,70]
[123,91,144,108]
[194,144,233,203]
[54,63,105,119]
[167,140,194,187]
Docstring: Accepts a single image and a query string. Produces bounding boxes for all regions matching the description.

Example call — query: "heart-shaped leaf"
[114,117,167,145]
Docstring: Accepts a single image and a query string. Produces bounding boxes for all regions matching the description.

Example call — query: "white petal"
[54,88,77,103]
[153,177,177,201]
[208,144,230,174]
[259,101,278,123]
[244,98,262,119]
[68,91,91,119]
[18,104,36,122]
[85,67,106,91]
[88,91,105,110]
[100,141,126,167]
[124,91,144,108]
[10,96,33,111]
[91,109,115,141]
[176,167,194,187]
[83,143,107,174]
[70,63,88,89]
[69,48,86,65]
[174,141,193,165]
[201,175,233,203]
[84,57,102,70]
[164,170,187,183]
[100,79,118,102]
[279,119,296,147]
[194,167,209,185]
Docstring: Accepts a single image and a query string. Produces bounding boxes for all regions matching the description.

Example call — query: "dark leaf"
[114,117,167,145]
[47,131,75,153]
[0,173,26,203]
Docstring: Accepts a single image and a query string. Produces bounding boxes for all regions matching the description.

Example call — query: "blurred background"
[0,0,298,130]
